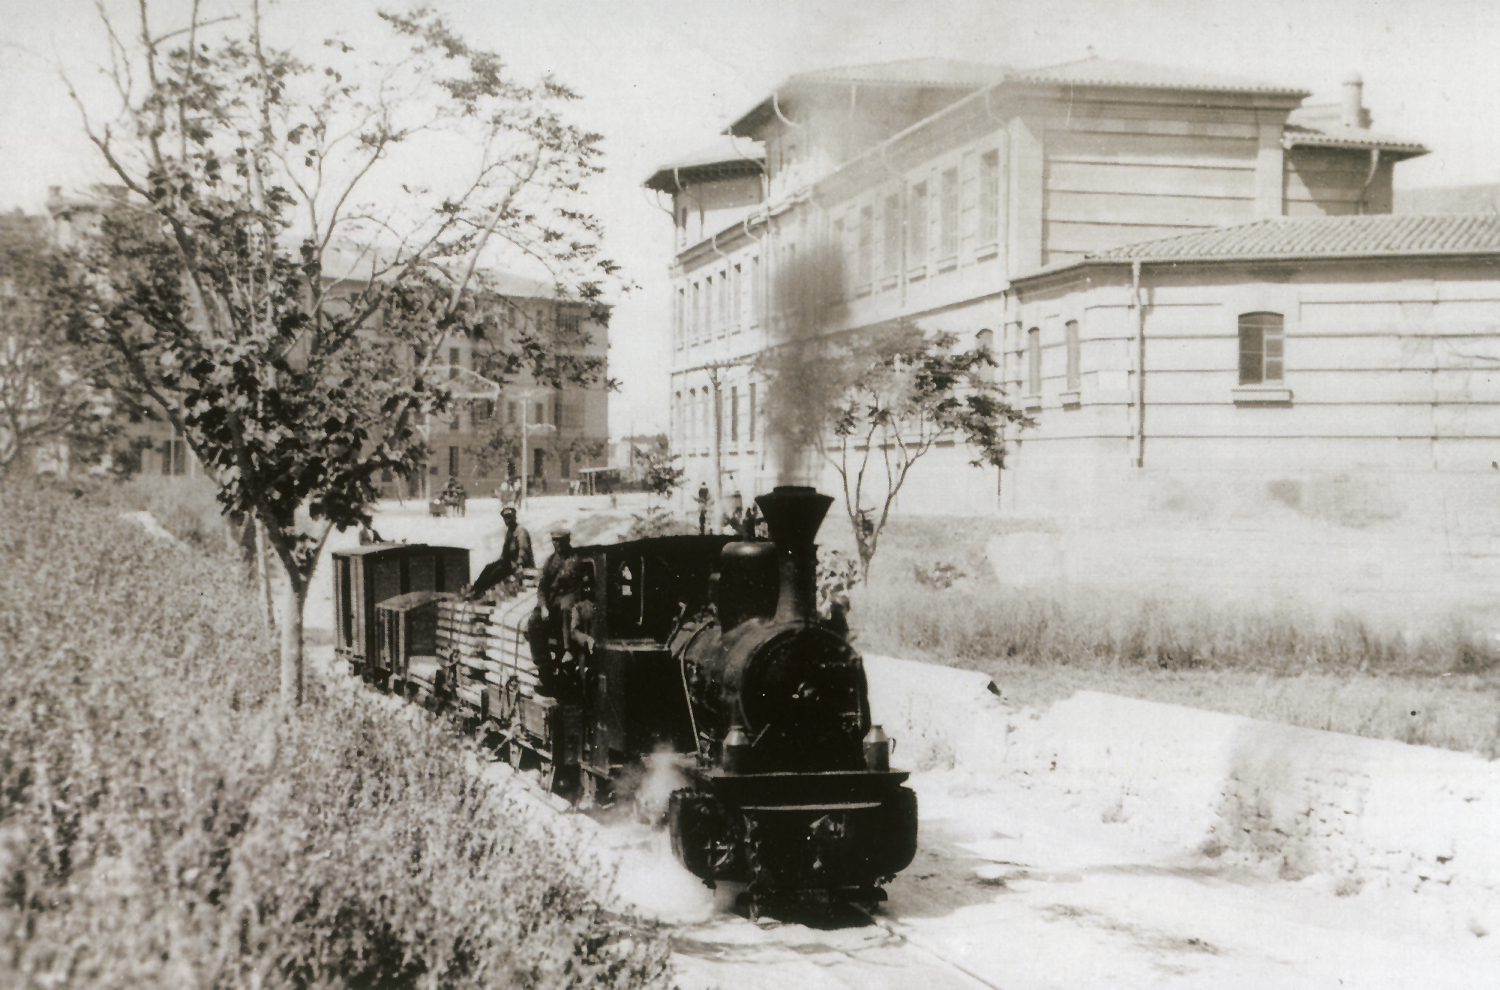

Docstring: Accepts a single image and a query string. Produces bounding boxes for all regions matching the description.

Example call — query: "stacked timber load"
[436,588,545,716]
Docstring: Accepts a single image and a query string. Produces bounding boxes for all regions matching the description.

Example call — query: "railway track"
[850,906,1005,990]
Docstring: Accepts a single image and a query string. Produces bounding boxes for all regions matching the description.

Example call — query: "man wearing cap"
[467,506,534,600]
[528,528,584,699]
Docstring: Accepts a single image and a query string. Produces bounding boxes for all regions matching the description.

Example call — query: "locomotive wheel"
[581,770,613,810]
[551,764,581,803]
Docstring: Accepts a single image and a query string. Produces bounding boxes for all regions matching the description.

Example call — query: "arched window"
[1239,312,1284,385]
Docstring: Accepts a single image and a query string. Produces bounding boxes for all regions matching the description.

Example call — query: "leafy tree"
[62,1,619,707]
[637,435,684,499]
[757,319,1030,580]
[0,213,116,476]
[465,420,522,481]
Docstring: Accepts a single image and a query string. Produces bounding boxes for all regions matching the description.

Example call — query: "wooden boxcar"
[332,543,469,685]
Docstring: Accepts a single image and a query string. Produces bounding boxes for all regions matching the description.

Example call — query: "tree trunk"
[270,553,306,708]
[256,519,276,632]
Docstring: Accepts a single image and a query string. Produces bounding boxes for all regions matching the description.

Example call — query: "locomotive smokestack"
[755,485,832,623]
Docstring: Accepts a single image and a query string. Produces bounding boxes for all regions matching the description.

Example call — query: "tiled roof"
[727,59,1006,137]
[730,56,1312,137]
[321,239,565,299]
[1009,57,1308,97]
[1283,122,1428,156]
[1084,215,1500,263]
[792,58,1013,89]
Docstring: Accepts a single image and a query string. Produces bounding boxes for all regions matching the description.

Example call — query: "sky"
[4,0,1500,437]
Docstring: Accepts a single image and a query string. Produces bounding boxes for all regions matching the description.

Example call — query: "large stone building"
[646,57,1441,516]
[43,188,610,494]
[648,56,1500,629]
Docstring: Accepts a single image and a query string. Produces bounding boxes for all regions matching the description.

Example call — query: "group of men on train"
[455,492,763,702]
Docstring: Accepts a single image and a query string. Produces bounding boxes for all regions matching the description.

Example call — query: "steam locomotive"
[333,485,918,908]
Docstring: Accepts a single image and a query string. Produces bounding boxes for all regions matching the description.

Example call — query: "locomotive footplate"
[699,769,910,810]
[672,778,919,892]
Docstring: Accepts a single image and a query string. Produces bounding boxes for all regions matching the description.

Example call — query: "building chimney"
[1341,72,1366,129]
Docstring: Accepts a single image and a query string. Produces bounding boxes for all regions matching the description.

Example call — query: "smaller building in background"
[1008,212,1500,512]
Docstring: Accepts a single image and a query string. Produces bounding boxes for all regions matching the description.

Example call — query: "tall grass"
[839,515,1500,758]
[0,482,670,989]
[111,473,242,550]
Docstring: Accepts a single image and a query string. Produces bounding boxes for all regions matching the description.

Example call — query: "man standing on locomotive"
[466,506,534,600]
[527,527,584,699]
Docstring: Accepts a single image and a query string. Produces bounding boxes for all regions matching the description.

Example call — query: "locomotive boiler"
[668,486,918,905]
[333,485,918,911]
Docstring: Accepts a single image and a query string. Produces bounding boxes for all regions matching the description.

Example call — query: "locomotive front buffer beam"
[669,769,919,909]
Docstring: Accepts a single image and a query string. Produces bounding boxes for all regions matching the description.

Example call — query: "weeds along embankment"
[841,516,1500,760]
[0,482,670,990]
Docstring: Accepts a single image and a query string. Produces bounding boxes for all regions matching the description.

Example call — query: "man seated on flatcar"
[527,528,584,700]
[466,506,534,600]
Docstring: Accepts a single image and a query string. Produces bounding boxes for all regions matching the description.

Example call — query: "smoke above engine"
[752,226,847,487]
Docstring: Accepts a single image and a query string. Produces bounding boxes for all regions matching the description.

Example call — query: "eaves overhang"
[643,156,765,193]
[1012,248,1500,295]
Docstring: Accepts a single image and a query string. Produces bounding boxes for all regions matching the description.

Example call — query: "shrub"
[0,483,670,990]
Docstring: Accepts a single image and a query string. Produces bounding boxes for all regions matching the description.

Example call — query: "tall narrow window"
[1065,320,1081,391]
[979,150,1000,245]
[751,256,762,325]
[1027,327,1042,395]
[857,204,874,286]
[908,181,927,265]
[448,346,460,379]
[687,388,696,441]
[704,276,715,336]
[730,385,740,442]
[533,447,545,479]
[731,264,742,329]
[448,446,459,478]
[883,193,901,277]
[718,270,730,330]
[692,282,701,343]
[940,167,959,258]
[1239,312,1285,385]
[748,383,757,442]
[675,288,685,349]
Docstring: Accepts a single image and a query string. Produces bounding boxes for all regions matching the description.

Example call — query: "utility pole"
[684,358,737,529]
